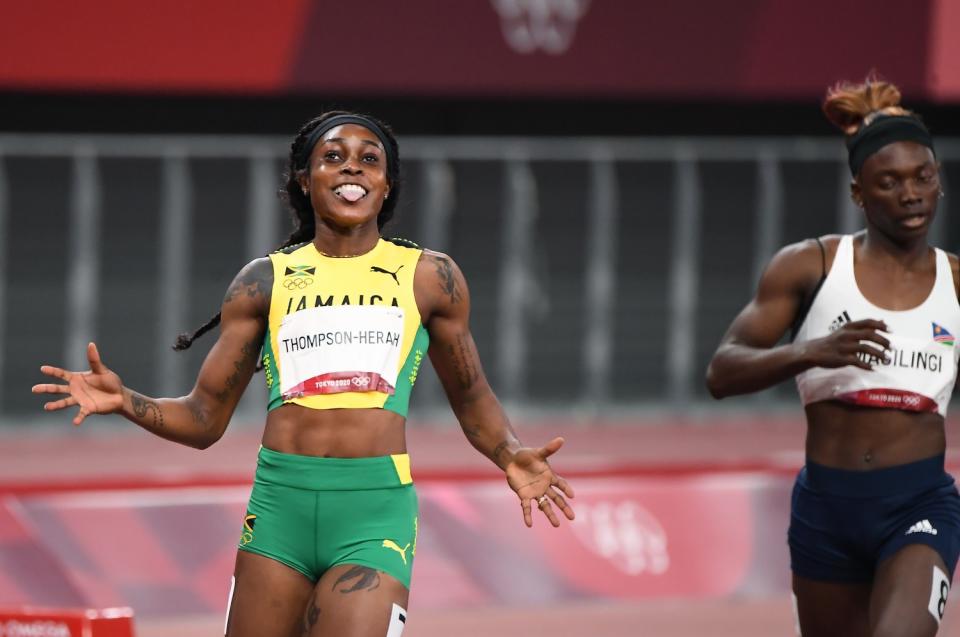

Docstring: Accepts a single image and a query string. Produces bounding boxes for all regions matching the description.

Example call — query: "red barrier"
[0,608,134,637]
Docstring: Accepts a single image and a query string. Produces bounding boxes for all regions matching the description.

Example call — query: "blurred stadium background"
[3,1,960,635]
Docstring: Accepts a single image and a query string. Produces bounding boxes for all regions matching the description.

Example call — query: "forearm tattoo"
[223,260,272,305]
[448,332,479,390]
[332,565,381,594]
[215,337,260,404]
[131,392,164,428]
[492,440,511,462]
[463,422,482,439]
[430,255,462,304]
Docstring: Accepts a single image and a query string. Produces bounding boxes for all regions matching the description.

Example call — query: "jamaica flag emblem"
[283,265,315,290]
[285,265,316,277]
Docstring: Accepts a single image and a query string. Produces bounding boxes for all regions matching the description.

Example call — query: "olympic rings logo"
[240,532,253,546]
[903,395,921,407]
[352,377,371,387]
[283,277,313,290]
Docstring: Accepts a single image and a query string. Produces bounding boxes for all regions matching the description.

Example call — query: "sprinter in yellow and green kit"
[34,111,576,637]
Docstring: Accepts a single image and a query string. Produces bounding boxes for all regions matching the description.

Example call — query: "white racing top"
[794,235,960,416]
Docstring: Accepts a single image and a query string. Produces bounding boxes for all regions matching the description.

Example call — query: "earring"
[939,189,945,199]
[302,188,309,196]
[384,193,389,200]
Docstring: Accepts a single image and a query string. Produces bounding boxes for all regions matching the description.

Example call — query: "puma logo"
[382,539,411,564]
[371,265,404,285]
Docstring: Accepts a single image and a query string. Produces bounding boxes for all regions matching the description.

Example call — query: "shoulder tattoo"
[223,260,273,306]
[429,254,462,304]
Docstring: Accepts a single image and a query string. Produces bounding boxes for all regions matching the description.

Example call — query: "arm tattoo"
[215,337,261,404]
[332,565,381,593]
[463,423,482,439]
[492,440,511,462]
[185,396,209,429]
[430,255,462,304]
[223,260,272,305]
[131,392,164,428]
[448,332,479,390]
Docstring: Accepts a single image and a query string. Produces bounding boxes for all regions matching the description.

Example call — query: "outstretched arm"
[706,238,889,398]
[417,250,574,527]
[33,258,272,449]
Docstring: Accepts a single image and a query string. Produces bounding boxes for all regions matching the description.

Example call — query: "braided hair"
[172,111,402,351]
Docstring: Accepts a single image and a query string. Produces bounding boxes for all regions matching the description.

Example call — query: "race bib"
[277,305,405,399]
[837,333,957,413]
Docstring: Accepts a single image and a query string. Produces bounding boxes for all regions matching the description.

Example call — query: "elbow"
[181,395,227,450]
[192,432,223,451]
[192,438,216,451]
[704,361,729,400]
[193,422,227,450]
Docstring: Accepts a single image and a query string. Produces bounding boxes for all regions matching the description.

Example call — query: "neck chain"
[314,240,378,259]
[317,249,366,258]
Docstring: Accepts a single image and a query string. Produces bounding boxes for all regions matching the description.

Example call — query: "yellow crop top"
[261,238,429,417]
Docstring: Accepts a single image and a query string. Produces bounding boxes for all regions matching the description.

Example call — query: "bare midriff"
[262,404,407,458]
[805,400,945,469]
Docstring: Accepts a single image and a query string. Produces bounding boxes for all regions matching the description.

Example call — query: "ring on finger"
[537,495,549,507]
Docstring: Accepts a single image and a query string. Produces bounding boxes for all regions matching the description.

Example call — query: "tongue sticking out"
[338,186,366,203]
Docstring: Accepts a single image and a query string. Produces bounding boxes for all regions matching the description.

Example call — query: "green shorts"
[237,446,418,588]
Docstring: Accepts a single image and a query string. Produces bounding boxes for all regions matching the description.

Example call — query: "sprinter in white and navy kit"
[707,75,960,637]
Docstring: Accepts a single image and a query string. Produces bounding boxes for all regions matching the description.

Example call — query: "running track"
[3,413,960,636]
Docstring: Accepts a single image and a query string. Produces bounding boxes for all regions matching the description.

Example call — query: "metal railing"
[2,133,958,418]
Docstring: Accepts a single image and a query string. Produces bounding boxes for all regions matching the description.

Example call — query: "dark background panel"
[10,92,960,138]
[694,162,757,399]
[5,158,71,414]
[611,161,673,400]
[4,158,72,282]
[98,158,163,394]
[442,161,505,392]
[780,162,842,245]
[525,162,589,400]
[181,159,253,393]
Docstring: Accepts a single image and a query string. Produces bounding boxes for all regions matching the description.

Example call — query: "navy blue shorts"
[789,454,960,583]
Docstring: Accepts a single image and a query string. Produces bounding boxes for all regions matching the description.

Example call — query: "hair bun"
[823,73,906,135]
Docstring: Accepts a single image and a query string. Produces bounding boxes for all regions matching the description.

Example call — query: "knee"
[871,609,937,637]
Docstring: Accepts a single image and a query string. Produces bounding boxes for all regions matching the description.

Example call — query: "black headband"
[296,114,394,169]
[846,114,935,176]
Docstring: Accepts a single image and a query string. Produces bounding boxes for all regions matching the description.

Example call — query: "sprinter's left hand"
[505,437,576,528]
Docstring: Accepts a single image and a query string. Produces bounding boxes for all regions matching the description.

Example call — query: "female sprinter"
[33,111,576,637]
[706,77,960,636]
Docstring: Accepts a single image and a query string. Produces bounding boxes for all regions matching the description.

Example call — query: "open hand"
[32,342,123,425]
[505,436,576,528]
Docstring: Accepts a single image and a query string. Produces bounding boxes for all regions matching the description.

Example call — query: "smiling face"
[853,141,940,241]
[299,123,390,230]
